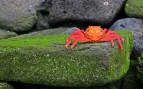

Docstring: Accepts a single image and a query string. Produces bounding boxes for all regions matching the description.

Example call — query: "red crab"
[65,26,124,51]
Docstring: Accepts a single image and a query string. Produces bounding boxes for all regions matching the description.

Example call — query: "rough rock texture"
[43,0,125,26]
[0,83,14,89]
[109,18,143,57]
[15,27,79,38]
[0,29,17,39]
[125,0,143,18]
[0,0,44,32]
[0,30,133,87]
[109,18,143,32]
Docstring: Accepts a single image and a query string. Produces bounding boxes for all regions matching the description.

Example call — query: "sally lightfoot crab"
[65,26,124,51]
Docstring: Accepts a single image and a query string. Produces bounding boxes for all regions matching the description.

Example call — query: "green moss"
[0,83,14,89]
[106,30,134,83]
[125,0,143,17]
[0,30,133,87]
[0,34,69,51]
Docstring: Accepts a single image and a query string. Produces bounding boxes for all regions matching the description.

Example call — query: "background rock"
[121,60,142,89]
[125,0,143,18]
[41,0,126,26]
[10,83,117,89]
[0,29,17,39]
[0,30,133,87]
[0,0,44,32]
[136,53,143,84]
[109,18,143,32]
[109,18,143,57]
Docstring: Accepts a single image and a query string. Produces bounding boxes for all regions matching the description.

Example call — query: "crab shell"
[65,26,124,51]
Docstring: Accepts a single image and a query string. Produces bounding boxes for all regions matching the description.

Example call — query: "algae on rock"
[125,0,143,18]
[0,83,14,89]
[0,30,133,87]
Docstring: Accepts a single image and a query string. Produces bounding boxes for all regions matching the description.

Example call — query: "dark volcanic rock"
[110,18,143,57]
[43,0,126,26]
[0,0,44,32]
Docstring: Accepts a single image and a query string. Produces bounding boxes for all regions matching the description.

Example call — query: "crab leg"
[110,40,114,47]
[117,39,123,51]
[65,37,72,48]
[71,41,78,48]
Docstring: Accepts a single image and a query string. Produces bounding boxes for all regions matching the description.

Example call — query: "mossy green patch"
[0,34,69,51]
[0,83,14,89]
[0,30,133,87]
[125,0,143,17]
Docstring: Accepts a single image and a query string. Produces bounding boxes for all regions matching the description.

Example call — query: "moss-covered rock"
[0,30,133,87]
[0,0,43,32]
[0,29,17,39]
[0,83,14,89]
[125,0,143,18]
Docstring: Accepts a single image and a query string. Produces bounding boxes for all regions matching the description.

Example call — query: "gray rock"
[62,27,80,34]
[36,12,49,30]
[44,0,126,25]
[0,0,44,32]
[0,29,17,39]
[109,18,143,32]
[15,27,79,38]
[109,18,143,57]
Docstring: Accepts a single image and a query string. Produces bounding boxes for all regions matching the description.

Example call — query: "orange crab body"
[65,26,124,51]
